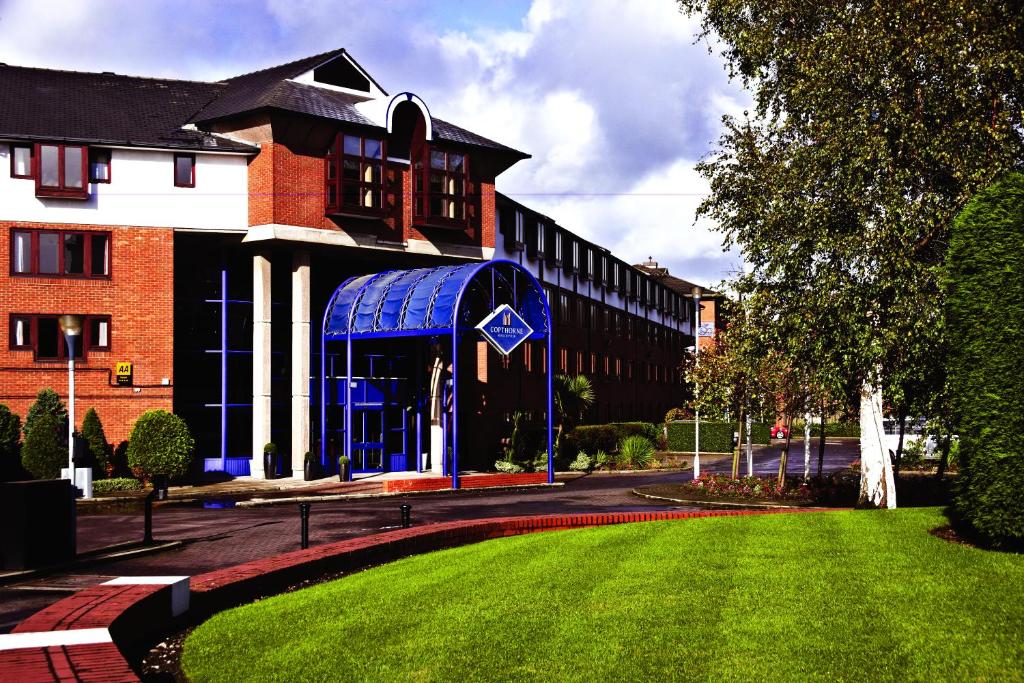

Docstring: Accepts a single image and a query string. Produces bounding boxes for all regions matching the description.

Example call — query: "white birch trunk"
[803,411,811,480]
[858,381,896,508]
[745,412,753,477]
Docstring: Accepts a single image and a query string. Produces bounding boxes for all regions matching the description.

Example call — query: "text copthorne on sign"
[476,304,533,356]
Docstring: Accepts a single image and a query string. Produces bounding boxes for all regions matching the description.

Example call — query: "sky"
[0,0,750,285]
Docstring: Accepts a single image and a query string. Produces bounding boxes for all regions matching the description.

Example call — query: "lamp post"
[58,315,83,495]
[692,287,702,480]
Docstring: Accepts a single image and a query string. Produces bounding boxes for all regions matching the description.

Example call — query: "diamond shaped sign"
[476,304,534,356]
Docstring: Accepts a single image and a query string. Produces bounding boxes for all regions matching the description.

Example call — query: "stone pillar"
[251,251,272,477]
[291,250,311,476]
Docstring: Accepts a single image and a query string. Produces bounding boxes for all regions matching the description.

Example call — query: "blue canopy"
[322,260,548,339]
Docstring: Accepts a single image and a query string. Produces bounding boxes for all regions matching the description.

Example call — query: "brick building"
[1,49,707,479]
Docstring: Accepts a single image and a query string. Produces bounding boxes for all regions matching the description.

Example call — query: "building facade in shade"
[0,49,705,479]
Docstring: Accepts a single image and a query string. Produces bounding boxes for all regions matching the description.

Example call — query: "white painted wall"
[0,145,249,231]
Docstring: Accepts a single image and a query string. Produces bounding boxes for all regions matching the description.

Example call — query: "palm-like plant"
[553,374,595,452]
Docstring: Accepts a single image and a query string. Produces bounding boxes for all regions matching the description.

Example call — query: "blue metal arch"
[319,260,554,489]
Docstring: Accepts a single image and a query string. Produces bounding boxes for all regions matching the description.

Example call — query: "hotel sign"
[476,304,533,356]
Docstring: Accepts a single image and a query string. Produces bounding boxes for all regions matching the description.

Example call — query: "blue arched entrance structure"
[319,259,553,489]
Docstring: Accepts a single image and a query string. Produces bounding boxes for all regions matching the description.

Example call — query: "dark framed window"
[9,313,111,361]
[536,222,546,257]
[35,143,88,198]
[89,149,111,183]
[174,153,195,188]
[10,229,111,278]
[414,147,468,226]
[11,144,33,179]
[325,133,384,214]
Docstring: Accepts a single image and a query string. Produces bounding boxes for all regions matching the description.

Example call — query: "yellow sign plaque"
[115,362,133,386]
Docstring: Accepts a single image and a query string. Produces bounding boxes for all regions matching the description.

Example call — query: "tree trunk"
[732,403,745,479]
[816,405,826,478]
[893,408,907,479]
[803,411,811,480]
[936,429,952,479]
[857,381,896,508]
[777,415,793,488]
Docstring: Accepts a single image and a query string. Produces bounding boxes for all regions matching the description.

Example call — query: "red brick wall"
[0,222,174,443]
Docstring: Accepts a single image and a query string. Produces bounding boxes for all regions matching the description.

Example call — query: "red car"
[770,425,789,439]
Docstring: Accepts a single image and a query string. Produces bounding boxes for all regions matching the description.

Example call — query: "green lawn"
[183,509,1024,682]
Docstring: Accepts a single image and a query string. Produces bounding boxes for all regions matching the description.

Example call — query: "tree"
[80,408,110,478]
[127,410,195,480]
[553,374,595,455]
[21,412,65,480]
[0,404,22,481]
[678,0,1024,507]
[944,172,1024,547]
[23,388,67,441]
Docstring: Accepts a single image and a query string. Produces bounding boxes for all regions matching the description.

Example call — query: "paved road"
[0,439,858,632]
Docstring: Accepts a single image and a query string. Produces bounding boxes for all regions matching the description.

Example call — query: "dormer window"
[89,149,111,183]
[326,134,385,214]
[36,143,88,199]
[413,148,468,227]
[11,145,33,178]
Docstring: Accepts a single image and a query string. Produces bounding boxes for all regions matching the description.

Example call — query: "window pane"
[13,317,30,347]
[343,135,361,156]
[89,318,109,348]
[430,150,446,170]
[342,158,359,181]
[37,317,59,358]
[13,146,31,176]
[39,233,59,273]
[90,149,111,182]
[449,154,464,172]
[342,184,359,206]
[327,159,336,179]
[40,145,60,187]
[90,234,109,276]
[327,184,337,206]
[64,234,84,274]
[63,147,83,188]
[364,139,382,159]
[175,155,193,186]
[429,171,444,193]
[13,231,31,273]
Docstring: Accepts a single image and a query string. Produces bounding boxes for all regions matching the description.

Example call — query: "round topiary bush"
[127,410,195,481]
[945,172,1024,547]
[21,412,65,479]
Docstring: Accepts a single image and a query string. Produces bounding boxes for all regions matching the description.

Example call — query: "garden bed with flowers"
[636,473,859,507]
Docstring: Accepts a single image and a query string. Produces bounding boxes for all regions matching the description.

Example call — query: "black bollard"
[143,488,156,545]
[400,503,412,529]
[299,502,311,549]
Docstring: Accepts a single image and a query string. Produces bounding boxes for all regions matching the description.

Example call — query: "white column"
[291,250,311,476]
[251,251,272,478]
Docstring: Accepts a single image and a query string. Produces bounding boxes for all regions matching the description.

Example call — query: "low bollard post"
[143,488,157,545]
[299,502,311,549]
[400,503,412,529]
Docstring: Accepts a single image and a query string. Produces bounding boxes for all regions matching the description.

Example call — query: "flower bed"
[644,473,858,506]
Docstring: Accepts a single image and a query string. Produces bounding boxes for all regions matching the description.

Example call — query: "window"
[414,147,467,225]
[326,134,384,213]
[554,231,563,263]
[586,249,594,280]
[89,149,111,183]
[536,222,546,257]
[514,211,525,248]
[576,351,585,375]
[523,343,533,372]
[11,144,33,178]
[559,348,568,373]
[9,314,111,360]
[36,143,88,198]
[174,153,195,187]
[10,229,110,278]
[559,292,570,323]
[571,240,580,271]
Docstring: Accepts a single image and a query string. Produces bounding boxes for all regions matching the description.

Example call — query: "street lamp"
[58,314,83,496]
[691,286,702,480]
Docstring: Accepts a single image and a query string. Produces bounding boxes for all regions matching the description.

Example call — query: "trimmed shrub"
[618,435,655,469]
[0,404,22,481]
[610,422,660,444]
[809,422,860,437]
[568,425,618,455]
[23,388,67,440]
[81,408,110,478]
[945,172,1024,547]
[21,412,65,479]
[127,410,195,480]
[749,422,772,446]
[666,421,734,453]
[109,440,131,478]
[92,477,143,495]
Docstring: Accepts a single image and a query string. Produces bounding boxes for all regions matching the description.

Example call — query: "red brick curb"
[0,507,821,681]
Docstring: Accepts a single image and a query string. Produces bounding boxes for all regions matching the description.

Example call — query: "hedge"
[809,421,860,437]
[92,477,143,494]
[568,422,660,455]
[666,421,734,453]
[945,172,1024,547]
[749,422,771,445]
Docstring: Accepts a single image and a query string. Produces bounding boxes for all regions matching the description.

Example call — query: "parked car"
[770,425,789,439]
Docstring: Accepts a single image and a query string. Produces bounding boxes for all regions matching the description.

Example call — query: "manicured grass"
[183,509,1024,682]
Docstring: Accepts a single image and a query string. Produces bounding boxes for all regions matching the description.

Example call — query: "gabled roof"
[0,64,256,153]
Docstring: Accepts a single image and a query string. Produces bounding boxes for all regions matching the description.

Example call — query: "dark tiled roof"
[0,64,256,152]
[195,79,376,127]
[432,118,525,155]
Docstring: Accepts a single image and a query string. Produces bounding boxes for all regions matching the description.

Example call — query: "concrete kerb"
[0,541,184,588]
[631,489,820,510]
[236,481,565,507]
[0,507,828,682]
